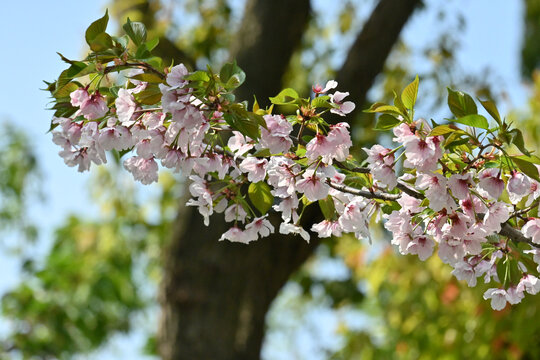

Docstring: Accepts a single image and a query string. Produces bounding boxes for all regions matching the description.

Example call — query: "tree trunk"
[157,0,422,359]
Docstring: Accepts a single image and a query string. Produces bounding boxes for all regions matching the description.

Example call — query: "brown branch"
[104,62,166,79]
[499,223,540,249]
[328,181,400,201]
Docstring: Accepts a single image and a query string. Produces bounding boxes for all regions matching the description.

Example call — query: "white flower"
[279,223,310,242]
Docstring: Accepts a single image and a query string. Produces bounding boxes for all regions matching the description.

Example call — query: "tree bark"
[157,0,422,359]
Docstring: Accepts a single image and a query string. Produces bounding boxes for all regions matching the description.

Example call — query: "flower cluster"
[48,14,540,311]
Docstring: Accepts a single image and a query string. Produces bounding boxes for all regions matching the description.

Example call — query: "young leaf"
[219,62,246,89]
[429,124,458,136]
[248,182,273,214]
[130,73,165,84]
[453,114,489,129]
[319,196,336,220]
[85,10,110,50]
[374,114,401,130]
[508,129,530,156]
[269,88,299,105]
[512,157,540,182]
[364,103,402,116]
[122,18,147,46]
[311,95,332,109]
[185,70,210,82]
[447,88,477,117]
[480,99,501,125]
[401,75,419,110]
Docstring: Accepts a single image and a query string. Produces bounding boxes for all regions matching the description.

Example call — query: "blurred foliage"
[0,121,39,244]
[4,0,540,359]
[1,164,180,358]
[522,0,540,78]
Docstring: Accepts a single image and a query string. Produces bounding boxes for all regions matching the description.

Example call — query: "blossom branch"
[327,181,400,201]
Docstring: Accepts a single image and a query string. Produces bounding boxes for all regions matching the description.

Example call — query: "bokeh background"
[1,0,540,359]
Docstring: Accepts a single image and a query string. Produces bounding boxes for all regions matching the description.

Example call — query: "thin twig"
[327,181,400,201]
[104,62,166,79]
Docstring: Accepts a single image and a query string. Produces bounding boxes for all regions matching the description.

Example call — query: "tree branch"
[328,181,400,201]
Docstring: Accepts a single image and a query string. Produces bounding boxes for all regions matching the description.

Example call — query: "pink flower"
[522,218,540,244]
[339,198,370,240]
[483,201,511,233]
[508,171,531,204]
[296,169,329,201]
[452,260,478,287]
[267,156,299,196]
[219,226,257,244]
[403,135,442,172]
[306,134,334,164]
[123,156,159,184]
[477,168,504,200]
[239,157,268,183]
[518,274,540,295]
[259,115,293,154]
[330,91,355,116]
[70,88,89,107]
[224,203,248,223]
[273,195,299,222]
[311,220,342,238]
[397,193,424,214]
[483,288,508,310]
[79,92,108,120]
[392,123,414,143]
[416,173,455,212]
[167,64,189,88]
[327,123,352,161]
[312,80,337,94]
[245,216,275,238]
[406,229,435,261]
[448,173,473,200]
[279,222,310,242]
[115,88,137,125]
[460,196,487,220]
[227,131,253,159]
[506,286,525,305]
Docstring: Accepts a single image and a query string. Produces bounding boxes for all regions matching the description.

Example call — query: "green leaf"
[223,104,265,140]
[429,124,457,136]
[364,103,402,116]
[248,182,273,214]
[447,88,477,117]
[146,37,159,52]
[480,99,501,125]
[85,10,111,51]
[269,88,299,105]
[318,196,336,220]
[514,155,540,164]
[311,95,331,109]
[122,18,147,46]
[134,84,162,105]
[130,73,164,84]
[401,75,419,110]
[374,114,401,130]
[89,32,114,52]
[185,70,210,82]
[219,62,246,89]
[512,157,540,182]
[393,91,408,115]
[54,82,80,98]
[453,114,489,129]
[508,129,530,156]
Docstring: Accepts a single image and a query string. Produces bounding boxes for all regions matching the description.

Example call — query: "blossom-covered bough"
[47,12,540,311]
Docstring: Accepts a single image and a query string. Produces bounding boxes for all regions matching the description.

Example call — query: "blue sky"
[0,0,532,359]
